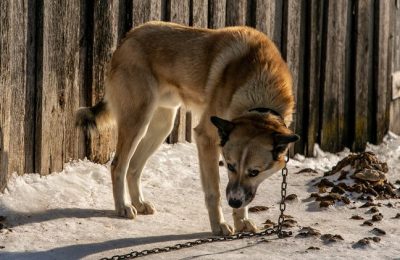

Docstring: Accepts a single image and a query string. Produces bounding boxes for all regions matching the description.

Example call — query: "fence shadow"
[1,231,210,260]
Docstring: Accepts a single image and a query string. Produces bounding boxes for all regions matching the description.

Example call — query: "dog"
[76,21,299,236]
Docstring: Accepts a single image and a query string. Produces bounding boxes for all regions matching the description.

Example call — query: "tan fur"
[76,21,298,236]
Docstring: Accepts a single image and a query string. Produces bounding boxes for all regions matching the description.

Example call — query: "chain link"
[276,156,290,238]
[101,157,291,260]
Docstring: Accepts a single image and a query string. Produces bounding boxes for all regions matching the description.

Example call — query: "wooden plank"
[255,0,284,49]
[0,0,35,190]
[209,0,226,28]
[320,0,348,152]
[226,0,249,26]
[168,0,190,143]
[374,0,390,143]
[187,0,208,142]
[389,0,400,134]
[353,0,373,151]
[132,0,163,27]
[24,1,36,174]
[0,0,11,190]
[304,0,324,156]
[192,0,208,28]
[36,1,87,174]
[342,0,353,150]
[89,1,125,163]
[282,0,305,155]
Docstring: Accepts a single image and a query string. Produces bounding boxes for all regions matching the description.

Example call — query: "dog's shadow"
[0,207,213,259]
[1,231,211,260]
[1,207,119,228]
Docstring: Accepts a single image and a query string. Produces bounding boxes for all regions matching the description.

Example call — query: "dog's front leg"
[233,207,258,233]
[194,129,234,236]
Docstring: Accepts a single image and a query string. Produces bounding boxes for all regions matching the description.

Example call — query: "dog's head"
[211,113,299,209]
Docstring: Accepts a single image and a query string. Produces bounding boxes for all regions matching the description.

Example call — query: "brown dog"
[76,21,299,236]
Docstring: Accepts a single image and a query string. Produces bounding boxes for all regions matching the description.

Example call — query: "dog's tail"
[75,100,114,135]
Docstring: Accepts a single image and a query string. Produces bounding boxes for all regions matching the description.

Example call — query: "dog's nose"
[228,198,242,208]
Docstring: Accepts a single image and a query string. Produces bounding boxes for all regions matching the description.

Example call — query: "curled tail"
[75,100,114,135]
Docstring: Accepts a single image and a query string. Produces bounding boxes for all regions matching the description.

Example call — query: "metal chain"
[277,155,289,238]
[101,156,291,260]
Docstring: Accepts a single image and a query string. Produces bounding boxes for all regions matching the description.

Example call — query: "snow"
[1,134,400,260]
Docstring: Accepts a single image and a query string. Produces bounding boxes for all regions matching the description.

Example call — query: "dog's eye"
[248,169,260,177]
[227,163,236,172]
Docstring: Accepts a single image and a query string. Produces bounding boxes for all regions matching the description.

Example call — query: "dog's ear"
[210,116,235,146]
[272,133,300,160]
[274,133,300,147]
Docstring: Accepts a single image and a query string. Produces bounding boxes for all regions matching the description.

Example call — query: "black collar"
[248,107,283,119]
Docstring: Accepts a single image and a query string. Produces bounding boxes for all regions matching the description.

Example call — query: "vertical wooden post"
[389,1,400,134]
[374,1,390,143]
[320,0,349,152]
[0,1,11,189]
[192,0,208,29]
[89,1,127,163]
[132,0,163,27]
[209,0,226,29]
[304,0,324,156]
[0,0,35,190]
[36,1,87,174]
[282,0,305,155]
[168,0,190,143]
[226,0,249,26]
[187,0,209,142]
[255,0,284,49]
[353,0,374,151]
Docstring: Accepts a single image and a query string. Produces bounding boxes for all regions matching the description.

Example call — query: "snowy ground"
[1,134,399,260]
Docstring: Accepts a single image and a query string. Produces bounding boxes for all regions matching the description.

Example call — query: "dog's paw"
[234,219,259,233]
[135,201,156,215]
[211,222,235,236]
[116,204,137,219]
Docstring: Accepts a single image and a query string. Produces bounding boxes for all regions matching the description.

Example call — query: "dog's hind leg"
[126,107,177,215]
[109,70,157,219]
[194,118,235,236]
[112,112,154,219]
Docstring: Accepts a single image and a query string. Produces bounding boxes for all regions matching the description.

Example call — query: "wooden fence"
[1,0,400,191]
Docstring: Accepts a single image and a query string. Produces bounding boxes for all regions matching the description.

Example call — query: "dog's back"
[109,22,293,120]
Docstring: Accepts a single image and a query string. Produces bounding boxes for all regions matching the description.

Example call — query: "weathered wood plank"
[282,0,305,155]
[305,0,324,156]
[187,0,208,142]
[255,0,284,49]
[226,0,249,26]
[0,0,11,190]
[192,0,208,28]
[209,0,226,28]
[320,0,348,152]
[36,1,87,174]
[169,0,190,25]
[389,0,400,135]
[0,0,35,190]
[353,0,373,151]
[89,1,125,163]
[24,1,36,174]
[132,0,163,27]
[374,0,390,142]
[168,0,190,143]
